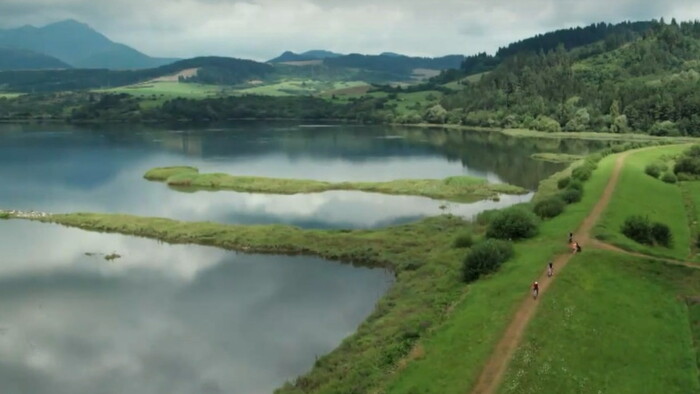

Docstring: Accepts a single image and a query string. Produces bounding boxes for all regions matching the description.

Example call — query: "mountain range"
[0,19,177,70]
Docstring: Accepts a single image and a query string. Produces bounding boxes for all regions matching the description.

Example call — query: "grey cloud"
[0,0,696,60]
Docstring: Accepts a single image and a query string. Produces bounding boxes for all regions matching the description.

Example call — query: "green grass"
[681,181,700,262]
[100,81,227,106]
[595,145,692,260]
[235,80,369,97]
[393,91,443,116]
[379,150,616,393]
[689,299,700,377]
[144,166,528,203]
[530,152,584,163]
[0,93,22,99]
[500,249,700,393]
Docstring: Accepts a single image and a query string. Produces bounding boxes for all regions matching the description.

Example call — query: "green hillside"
[0,48,71,70]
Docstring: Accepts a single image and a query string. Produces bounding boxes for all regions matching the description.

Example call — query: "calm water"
[0,122,611,393]
[0,122,608,228]
[0,221,393,394]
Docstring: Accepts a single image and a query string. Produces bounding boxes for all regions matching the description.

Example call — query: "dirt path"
[470,151,632,394]
[591,239,700,269]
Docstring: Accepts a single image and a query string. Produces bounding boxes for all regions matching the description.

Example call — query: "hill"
[268,50,343,63]
[0,19,177,69]
[0,56,272,92]
[438,19,700,136]
[269,51,465,79]
[0,48,71,71]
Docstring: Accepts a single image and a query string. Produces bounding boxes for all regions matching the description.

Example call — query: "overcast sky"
[0,0,697,61]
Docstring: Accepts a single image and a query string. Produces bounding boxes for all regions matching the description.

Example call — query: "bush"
[0,212,8,220]
[557,176,571,190]
[621,215,653,245]
[462,239,514,282]
[475,209,499,226]
[621,215,673,247]
[645,163,661,178]
[559,187,583,204]
[571,162,595,181]
[486,207,539,240]
[661,172,677,184]
[650,223,672,247]
[453,232,474,248]
[566,180,584,192]
[533,197,566,219]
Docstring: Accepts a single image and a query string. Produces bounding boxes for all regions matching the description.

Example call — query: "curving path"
[470,151,632,394]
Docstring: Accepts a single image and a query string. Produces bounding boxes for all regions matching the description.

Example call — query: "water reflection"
[0,122,609,228]
[0,221,392,394]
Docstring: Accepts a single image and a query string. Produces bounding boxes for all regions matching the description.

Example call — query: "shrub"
[651,222,672,247]
[661,172,677,184]
[621,215,653,245]
[621,215,673,247]
[533,197,566,219]
[557,176,571,190]
[645,163,661,178]
[475,209,499,226]
[571,163,595,181]
[566,180,584,192]
[0,212,8,220]
[486,207,539,240]
[453,232,474,248]
[462,239,514,282]
[559,187,583,204]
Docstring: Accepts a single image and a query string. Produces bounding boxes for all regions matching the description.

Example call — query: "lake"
[0,221,393,394]
[0,121,611,393]
[0,122,607,229]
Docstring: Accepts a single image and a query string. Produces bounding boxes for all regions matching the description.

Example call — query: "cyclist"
[532,281,539,299]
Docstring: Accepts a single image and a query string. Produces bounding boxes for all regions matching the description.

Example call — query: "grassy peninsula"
[144,166,527,203]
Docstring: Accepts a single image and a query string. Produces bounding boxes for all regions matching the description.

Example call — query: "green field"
[236,80,369,97]
[102,81,226,99]
[501,249,700,393]
[681,181,700,261]
[144,166,527,203]
[594,145,692,260]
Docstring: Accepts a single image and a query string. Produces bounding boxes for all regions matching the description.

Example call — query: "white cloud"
[0,0,695,60]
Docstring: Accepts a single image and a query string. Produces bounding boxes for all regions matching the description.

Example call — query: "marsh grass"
[144,167,527,203]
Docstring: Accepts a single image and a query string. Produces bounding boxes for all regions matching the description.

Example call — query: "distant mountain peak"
[0,19,177,70]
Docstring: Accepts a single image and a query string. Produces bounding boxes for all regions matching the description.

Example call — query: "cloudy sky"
[0,0,696,61]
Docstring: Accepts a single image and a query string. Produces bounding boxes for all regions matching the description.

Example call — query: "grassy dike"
[500,250,700,393]
[144,166,527,203]
[594,145,692,261]
[378,148,617,393]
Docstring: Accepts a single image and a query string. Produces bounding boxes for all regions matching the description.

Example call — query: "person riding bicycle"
[532,281,539,299]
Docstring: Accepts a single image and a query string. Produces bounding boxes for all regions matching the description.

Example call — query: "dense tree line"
[457,21,653,76]
[439,19,700,135]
